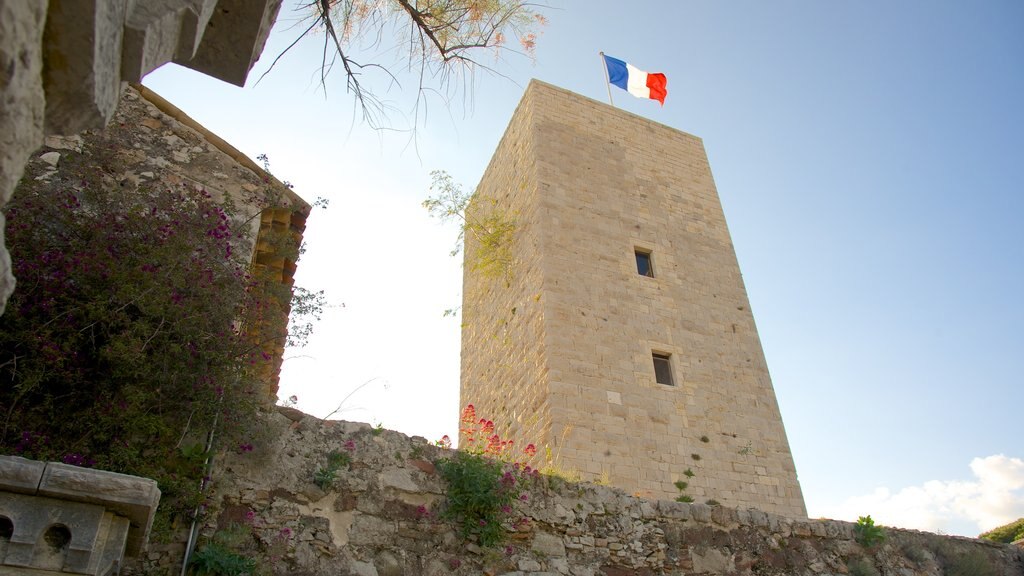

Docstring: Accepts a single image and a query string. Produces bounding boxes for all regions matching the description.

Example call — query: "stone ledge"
[0,456,46,495]
[0,455,160,557]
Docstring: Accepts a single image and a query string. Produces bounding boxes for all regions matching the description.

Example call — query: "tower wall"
[462,80,806,517]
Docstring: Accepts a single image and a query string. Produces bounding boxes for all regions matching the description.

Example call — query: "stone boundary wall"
[128,409,1023,576]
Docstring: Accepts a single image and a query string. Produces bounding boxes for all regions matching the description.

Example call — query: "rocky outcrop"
[128,409,1024,576]
[0,0,283,315]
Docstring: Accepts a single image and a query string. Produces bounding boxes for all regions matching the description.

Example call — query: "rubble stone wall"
[127,409,1024,576]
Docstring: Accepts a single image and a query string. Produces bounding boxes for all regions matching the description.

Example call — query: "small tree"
[423,169,515,282]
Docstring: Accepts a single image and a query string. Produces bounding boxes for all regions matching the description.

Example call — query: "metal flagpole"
[599,51,614,106]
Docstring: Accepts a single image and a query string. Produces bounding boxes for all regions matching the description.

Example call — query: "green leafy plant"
[853,515,886,548]
[706,499,720,506]
[189,542,255,576]
[674,475,694,503]
[978,517,1024,543]
[313,451,351,490]
[423,170,516,282]
[435,405,535,547]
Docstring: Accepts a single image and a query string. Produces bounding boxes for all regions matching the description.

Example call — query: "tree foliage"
[267,0,547,127]
[979,517,1024,543]
[423,170,514,282]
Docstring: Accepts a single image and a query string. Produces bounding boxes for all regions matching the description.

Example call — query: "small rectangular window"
[635,249,653,277]
[653,353,674,386]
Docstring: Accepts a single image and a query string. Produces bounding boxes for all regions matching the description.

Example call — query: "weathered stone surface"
[0,456,45,494]
[37,462,160,557]
[533,531,567,557]
[0,478,144,573]
[122,0,191,82]
[43,0,127,135]
[176,0,283,86]
[176,0,220,60]
[0,0,47,315]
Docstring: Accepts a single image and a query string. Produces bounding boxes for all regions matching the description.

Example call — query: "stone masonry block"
[175,0,283,86]
[176,0,220,60]
[43,0,128,135]
[37,462,160,556]
[122,1,193,82]
[0,0,47,315]
[0,455,45,494]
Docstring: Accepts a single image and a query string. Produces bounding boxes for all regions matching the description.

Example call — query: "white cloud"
[814,455,1024,537]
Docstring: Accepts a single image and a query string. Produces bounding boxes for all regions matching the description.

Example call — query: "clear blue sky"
[144,0,1023,536]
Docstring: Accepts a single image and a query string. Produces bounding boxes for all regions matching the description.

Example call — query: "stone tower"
[460,80,806,517]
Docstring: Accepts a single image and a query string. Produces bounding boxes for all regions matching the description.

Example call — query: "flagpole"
[599,51,614,107]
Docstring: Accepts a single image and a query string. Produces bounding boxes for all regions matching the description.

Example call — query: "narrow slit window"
[653,353,674,386]
[635,249,654,277]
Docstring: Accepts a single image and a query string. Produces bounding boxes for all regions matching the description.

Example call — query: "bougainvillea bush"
[0,147,308,533]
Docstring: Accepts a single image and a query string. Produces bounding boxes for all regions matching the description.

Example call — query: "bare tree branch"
[262,0,548,130]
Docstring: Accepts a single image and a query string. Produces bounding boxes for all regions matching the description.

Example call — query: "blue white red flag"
[602,54,667,105]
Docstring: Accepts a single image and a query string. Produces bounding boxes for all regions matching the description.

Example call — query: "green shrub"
[979,517,1024,543]
[437,451,521,547]
[189,542,255,576]
[313,451,351,489]
[941,550,997,576]
[853,515,886,548]
[434,405,534,547]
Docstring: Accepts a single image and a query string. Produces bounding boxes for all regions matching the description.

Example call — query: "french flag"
[603,54,667,105]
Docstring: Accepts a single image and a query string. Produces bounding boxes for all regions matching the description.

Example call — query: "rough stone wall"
[126,410,1024,576]
[462,81,805,517]
[0,0,48,316]
[0,0,283,315]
